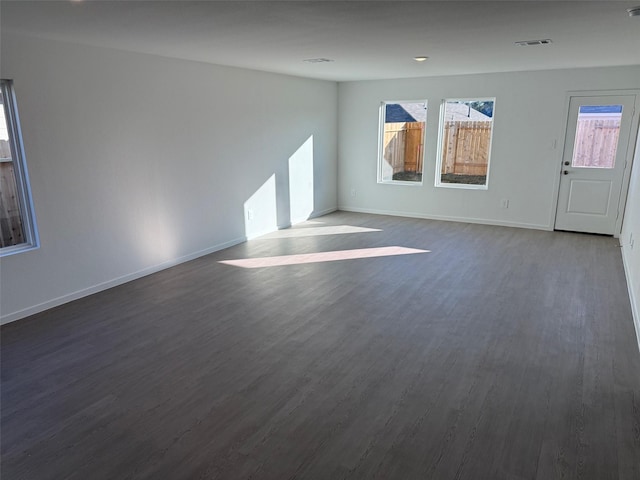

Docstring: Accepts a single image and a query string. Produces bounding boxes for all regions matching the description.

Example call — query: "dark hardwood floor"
[2,212,639,480]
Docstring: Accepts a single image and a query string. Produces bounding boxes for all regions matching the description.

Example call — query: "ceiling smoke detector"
[515,39,553,47]
[628,6,640,17]
[303,58,334,64]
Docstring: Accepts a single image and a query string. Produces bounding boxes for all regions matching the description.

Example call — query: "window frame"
[377,99,428,186]
[0,79,39,257]
[434,97,496,191]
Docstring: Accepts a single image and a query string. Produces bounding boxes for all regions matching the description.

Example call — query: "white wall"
[621,124,640,350]
[338,66,640,229]
[0,34,338,323]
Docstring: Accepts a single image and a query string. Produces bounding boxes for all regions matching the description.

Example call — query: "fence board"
[403,123,424,173]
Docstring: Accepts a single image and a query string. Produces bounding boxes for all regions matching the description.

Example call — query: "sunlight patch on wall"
[138,215,178,265]
[219,246,429,269]
[244,174,278,239]
[289,136,314,224]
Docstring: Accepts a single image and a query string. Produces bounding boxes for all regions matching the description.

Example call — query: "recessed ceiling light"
[628,6,640,17]
[413,56,429,62]
[303,58,334,64]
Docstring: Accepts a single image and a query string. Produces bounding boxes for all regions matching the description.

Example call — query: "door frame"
[552,89,640,237]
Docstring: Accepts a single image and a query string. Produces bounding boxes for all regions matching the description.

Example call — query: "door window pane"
[571,105,622,169]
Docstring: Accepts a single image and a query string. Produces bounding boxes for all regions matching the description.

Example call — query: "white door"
[555,95,637,235]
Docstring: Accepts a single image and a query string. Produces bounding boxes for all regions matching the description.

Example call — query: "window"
[378,101,427,184]
[435,98,495,189]
[571,105,622,169]
[0,79,38,256]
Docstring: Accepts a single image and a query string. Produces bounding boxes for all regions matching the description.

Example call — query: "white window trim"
[377,100,427,186]
[434,97,496,191]
[1,79,39,257]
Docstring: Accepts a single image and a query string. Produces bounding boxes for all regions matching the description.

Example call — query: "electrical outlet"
[350,188,357,197]
[247,209,254,221]
[631,232,634,249]
[500,198,509,209]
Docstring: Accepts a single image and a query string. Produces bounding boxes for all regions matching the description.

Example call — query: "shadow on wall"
[244,136,315,239]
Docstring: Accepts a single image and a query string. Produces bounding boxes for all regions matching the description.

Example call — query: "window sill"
[435,182,488,191]
[378,180,424,187]
[1,242,40,258]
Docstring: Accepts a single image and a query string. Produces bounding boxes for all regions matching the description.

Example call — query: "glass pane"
[380,102,426,182]
[571,105,622,169]
[0,91,26,247]
[439,100,494,186]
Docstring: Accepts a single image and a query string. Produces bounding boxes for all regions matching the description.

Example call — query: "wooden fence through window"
[383,122,424,175]
[383,121,493,177]
[0,138,25,247]
[572,118,621,168]
[440,121,492,176]
[383,117,619,179]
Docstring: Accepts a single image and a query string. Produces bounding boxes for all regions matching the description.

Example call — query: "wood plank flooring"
[2,212,639,480]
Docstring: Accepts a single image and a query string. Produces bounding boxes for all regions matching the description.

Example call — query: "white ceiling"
[2,1,639,82]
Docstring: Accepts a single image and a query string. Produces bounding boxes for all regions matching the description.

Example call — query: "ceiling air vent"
[303,58,334,63]
[515,39,553,46]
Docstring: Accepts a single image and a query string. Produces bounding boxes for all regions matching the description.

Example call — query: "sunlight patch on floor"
[259,225,381,239]
[294,220,325,226]
[219,246,429,268]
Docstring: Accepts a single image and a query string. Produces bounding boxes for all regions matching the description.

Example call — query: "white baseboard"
[621,245,640,353]
[337,205,551,231]
[0,236,247,325]
[311,206,339,218]
[1,206,338,326]
[292,206,338,225]
[246,207,339,240]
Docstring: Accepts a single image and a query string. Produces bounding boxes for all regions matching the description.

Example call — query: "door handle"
[564,161,570,166]
[563,170,570,175]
